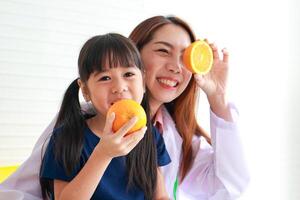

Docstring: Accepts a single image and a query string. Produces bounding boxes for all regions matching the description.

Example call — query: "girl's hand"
[194,40,233,121]
[95,112,146,159]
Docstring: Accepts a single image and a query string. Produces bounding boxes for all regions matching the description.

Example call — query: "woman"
[0,15,249,200]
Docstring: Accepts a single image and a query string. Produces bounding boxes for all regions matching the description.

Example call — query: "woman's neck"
[149,98,163,119]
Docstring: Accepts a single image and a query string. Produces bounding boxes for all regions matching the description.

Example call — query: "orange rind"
[183,40,213,74]
[107,99,147,135]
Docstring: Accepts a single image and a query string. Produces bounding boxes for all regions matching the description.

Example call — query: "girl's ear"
[77,79,91,102]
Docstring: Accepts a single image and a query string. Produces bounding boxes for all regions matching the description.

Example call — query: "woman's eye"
[157,49,169,54]
[99,76,111,81]
[124,72,135,77]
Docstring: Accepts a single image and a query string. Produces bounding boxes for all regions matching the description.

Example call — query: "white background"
[0,0,299,199]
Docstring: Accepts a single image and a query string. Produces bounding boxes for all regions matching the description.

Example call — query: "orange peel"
[183,40,213,74]
[107,99,147,135]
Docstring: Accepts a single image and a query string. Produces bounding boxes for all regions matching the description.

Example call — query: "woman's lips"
[157,77,179,88]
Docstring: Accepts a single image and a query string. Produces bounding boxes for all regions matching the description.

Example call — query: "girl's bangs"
[92,36,142,72]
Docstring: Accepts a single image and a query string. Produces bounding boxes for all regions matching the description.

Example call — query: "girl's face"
[140,24,192,109]
[81,65,144,119]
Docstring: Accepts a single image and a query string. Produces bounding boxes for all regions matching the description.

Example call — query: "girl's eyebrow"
[93,70,107,77]
[153,41,173,48]
[93,66,138,76]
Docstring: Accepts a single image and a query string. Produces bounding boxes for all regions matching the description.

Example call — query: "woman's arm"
[0,114,57,199]
[194,41,232,122]
[0,104,92,199]
[178,103,249,199]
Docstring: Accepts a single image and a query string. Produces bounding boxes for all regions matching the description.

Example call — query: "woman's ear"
[77,79,91,102]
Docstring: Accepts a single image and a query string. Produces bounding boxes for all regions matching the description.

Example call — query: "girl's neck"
[86,114,105,137]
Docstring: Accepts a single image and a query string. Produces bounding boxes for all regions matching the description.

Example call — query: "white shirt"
[157,103,249,200]
[0,103,249,200]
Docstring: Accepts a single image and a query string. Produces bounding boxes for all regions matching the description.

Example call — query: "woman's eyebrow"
[153,41,173,48]
[154,41,185,53]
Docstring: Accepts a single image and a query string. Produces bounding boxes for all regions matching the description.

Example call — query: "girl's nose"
[111,79,128,94]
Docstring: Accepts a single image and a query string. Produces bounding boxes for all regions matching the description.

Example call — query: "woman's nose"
[166,55,183,74]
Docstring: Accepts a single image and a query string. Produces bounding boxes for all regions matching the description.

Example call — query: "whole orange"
[183,40,213,74]
[107,99,147,135]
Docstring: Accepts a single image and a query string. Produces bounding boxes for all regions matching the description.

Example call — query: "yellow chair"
[0,165,19,183]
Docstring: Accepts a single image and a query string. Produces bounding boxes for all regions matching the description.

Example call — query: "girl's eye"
[99,76,111,81]
[124,72,135,77]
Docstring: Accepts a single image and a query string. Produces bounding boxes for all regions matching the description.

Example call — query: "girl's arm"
[154,167,170,200]
[54,150,112,200]
[54,115,146,200]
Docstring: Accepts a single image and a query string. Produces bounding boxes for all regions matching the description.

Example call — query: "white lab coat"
[0,103,249,200]
[158,103,249,199]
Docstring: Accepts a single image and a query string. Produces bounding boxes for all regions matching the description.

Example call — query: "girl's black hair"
[40,33,157,200]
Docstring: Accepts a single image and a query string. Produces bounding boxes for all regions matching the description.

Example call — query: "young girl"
[39,33,171,200]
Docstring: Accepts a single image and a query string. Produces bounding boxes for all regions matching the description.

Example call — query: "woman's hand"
[194,40,229,99]
[194,40,233,121]
[95,112,146,159]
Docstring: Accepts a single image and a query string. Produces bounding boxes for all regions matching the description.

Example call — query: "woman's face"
[140,24,192,110]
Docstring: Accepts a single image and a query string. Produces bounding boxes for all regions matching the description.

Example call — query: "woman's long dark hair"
[40,33,157,200]
[129,15,211,182]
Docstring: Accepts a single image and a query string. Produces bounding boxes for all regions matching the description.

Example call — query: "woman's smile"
[157,77,179,89]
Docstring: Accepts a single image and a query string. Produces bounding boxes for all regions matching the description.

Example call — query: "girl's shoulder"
[151,125,161,139]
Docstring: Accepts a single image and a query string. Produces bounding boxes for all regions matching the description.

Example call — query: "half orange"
[183,40,213,74]
[107,99,147,136]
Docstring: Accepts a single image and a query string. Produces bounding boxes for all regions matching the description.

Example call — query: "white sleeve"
[0,102,92,200]
[178,103,250,200]
[0,115,57,200]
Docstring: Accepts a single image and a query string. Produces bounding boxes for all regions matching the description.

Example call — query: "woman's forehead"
[151,24,191,48]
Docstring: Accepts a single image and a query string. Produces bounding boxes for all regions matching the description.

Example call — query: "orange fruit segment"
[183,40,213,74]
[107,99,147,136]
